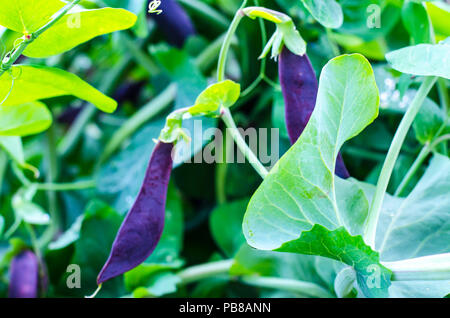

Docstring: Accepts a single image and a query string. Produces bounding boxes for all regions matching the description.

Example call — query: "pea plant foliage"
[0,0,449,299]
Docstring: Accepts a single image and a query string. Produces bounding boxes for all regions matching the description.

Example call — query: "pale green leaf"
[0,0,65,33]
[0,136,24,164]
[0,102,52,136]
[210,199,248,257]
[24,8,137,58]
[0,65,117,112]
[243,54,389,297]
[301,0,343,29]
[376,154,450,262]
[188,80,240,115]
[386,42,450,79]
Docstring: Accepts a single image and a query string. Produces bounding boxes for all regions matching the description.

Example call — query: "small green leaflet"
[24,8,137,58]
[301,0,344,29]
[188,80,240,116]
[0,0,65,34]
[0,102,52,136]
[0,65,117,113]
[401,0,432,44]
[243,54,389,297]
[386,41,450,79]
[375,154,450,262]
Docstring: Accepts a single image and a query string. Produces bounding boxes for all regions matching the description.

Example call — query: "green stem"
[217,1,247,82]
[178,0,229,30]
[177,259,333,298]
[195,33,230,73]
[120,32,159,75]
[177,260,234,285]
[35,180,96,191]
[0,0,81,77]
[241,276,334,298]
[437,76,449,116]
[395,133,450,197]
[364,76,437,247]
[215,131,232,204]
[39,124,61,247]
[58,55,132,157]
[383,253,450,281]
[99,83,177,165]
[220,107,268,179]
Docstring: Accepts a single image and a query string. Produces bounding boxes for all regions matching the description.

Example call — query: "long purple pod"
[279,47,350,179]
[150,0,196,48]
[8,250,39,298]
[97,141,174,284]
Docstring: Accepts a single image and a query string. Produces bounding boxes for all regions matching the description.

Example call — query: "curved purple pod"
[97,141,174,284]
[150,0,196,48]
[278,47,350,179]
[9,250,39,298]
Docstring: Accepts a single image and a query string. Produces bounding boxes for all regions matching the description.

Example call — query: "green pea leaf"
[413,97,446,144]
[210,199,249,257]
[243,54,389,298]
[0,0,65,34]
[24,8,137,58]
[0,102,52,136]
[188,80,240,116]
[386,42,450,79]
[301,0,343,29]
[0,136,24,164]
[402,0,432,44]
[0,65,117,112]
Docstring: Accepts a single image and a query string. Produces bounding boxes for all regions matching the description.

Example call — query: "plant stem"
[217,1,247,82]
[395,133,450,196]
[221,107,268,179]
[120,33,159,75]
[383,253,450,281]
[177,259,333,297]
[0,0,81,77]
[99,83,177,164]
[178,0,229,30]
[437,78,449,115]
[364,76,437,248]
[177,260,234,285]
[39,124,61,247]
[35,180,96,191]
[58,55,132,157]
[195,33,231,73]
[241,276,334,298]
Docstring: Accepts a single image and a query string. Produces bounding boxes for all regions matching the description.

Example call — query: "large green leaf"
[0,0,65,34]
[24,8,137,58]
[243,54,389,297]
[0,65,117,112]
[0,102,52,136]
[301,0,343,29]
[376,154,450,262]
[386,42,450,79]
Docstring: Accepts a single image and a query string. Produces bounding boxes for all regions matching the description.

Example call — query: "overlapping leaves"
[243,54,389,297]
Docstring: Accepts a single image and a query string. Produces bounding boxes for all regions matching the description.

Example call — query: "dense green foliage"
[0,0,449,298]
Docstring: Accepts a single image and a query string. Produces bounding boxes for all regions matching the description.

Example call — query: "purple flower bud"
[9,250,39,298]
[279,47,350,179]
[97,141,174,284]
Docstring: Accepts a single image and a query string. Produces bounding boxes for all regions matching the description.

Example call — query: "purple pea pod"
[9,250,39,298]
[97,141,174,284]
[278,47,350,179]
[150,0,196,48]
